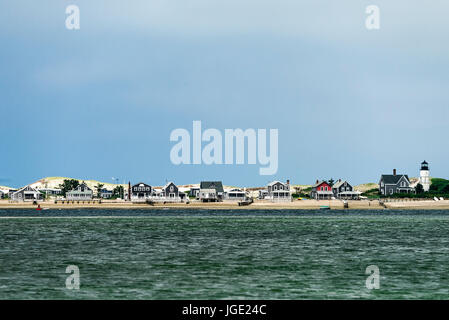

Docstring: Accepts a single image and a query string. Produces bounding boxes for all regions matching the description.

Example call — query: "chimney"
[286,179,290,185]
[393,169,397,176]
[316,179,319,184]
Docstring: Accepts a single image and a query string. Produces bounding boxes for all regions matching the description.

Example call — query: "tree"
[59,179,79,196]
[442,184,449,194]
[415,183,424,194]
[112,186,124,199]
[95,183,104,198]
[328,178,335,187]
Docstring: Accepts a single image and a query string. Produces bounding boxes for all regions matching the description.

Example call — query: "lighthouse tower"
[419,160,430,192]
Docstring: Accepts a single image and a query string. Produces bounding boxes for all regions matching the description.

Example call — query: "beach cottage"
[189,187,200,199]
[310,180,333,200]
[161,182,180,200]
[332,180,360,200]
[258,189,269,200]
[8,189,18,198]
[266,180,291,201]
[224,188,247,201]
[100,188,113,199]
[11,185,43,202]
[66,182,93,201]
[131,182,152,200]
[379,169,415,196]
[199,181,224,202]
[37,188,62,198]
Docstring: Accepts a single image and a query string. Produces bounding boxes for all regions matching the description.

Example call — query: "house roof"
[380,174,409,185]
[77,182,92,190]
[132,182,151,188]
[200,181,224,193]
[312,180,330,188]
[12,185,40,195]
[333,180,351,189]
[162,181,176,190]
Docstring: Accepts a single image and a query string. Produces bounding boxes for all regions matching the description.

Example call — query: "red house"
[310,180,333,200]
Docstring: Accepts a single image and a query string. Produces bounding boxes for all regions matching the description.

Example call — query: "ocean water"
[1,208,449,299]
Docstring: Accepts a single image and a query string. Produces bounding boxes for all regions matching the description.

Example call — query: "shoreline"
[2,199,449,210]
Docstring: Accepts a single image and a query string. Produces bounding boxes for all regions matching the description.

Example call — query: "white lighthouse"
[419,160,430,192]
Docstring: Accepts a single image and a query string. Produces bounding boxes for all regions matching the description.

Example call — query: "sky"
[0,1,448,188]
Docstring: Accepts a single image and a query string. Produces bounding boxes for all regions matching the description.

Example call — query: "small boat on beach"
[238,198,253,206]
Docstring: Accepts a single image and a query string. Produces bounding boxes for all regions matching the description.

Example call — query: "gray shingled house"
[11,185,43,202]
[379,169,415,196]
[332,180,360,200]
[131,182,152,200]
[199,181,224,202]
[161,182,180,200]
[266,180,291,201]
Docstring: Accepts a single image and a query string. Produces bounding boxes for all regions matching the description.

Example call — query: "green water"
[1,209,449,299]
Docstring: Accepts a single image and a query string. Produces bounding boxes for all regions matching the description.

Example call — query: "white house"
[224,188,247,201]
[66,183,93,201]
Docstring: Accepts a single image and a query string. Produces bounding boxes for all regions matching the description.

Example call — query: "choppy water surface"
[1,209,449,299]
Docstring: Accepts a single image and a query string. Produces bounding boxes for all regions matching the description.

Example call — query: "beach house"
[100,188,113,199]
[161,182,180,200]
[37,188,62,198]
[11,185,43,202]
[224,188,247,201]
[8,189,18,198]
[258,189,269,199]
[379,169,415,196]
[199,181,224,202]
[332,180,360,200]
[131,182,153,201]
[66,182,93,201]
[310,180,333,200]
[266,180,291,201]
[189,187,200,199]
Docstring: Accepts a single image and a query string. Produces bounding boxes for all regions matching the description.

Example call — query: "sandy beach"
[1,199,449,210]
